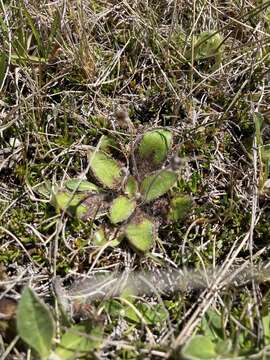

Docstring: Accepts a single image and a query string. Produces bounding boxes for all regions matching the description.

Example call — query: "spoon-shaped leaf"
[65,179,99,193]
[52,191,108,220]
[110,196,136,224]
[125,215,154,253]
[52,191,88,218]
[89,150,123,189]
[137,129,172,173]
[140,170,177,203]
[168,195,192,222]
[17,287,55,360]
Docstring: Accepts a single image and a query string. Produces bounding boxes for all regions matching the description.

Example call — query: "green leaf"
[52,191,108,220]
[109,234,124,248]
[65,179,99,193]
[194,31,223,61]
[17,287,55,360]
[99,135,118,153]
[104,299,124,318]
[140,170,177,203]
[262,144,270,162]
[168,195,192,222]
[124,303,167,325]
[125,216,154,253]
[10,53,47,64]
[52,191,88,218]
[20,0,45,58]
[203,310,223,340]
[215,339,232,356]
[34,181,52,198]
[124,176,138,198]
[110,196,136,224]
[137,129,172,172]
[181,335,217,360]
[55,323,103,360]
[104,300,167,326]
[120,286,137,302]
[263,314,270,340]
[89,150,123,189]
[47,10,61,58]
[92,227,107,246]
[92,227,124,248]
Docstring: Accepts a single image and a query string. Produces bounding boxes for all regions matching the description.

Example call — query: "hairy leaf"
[137,129,172,172]
[110,196,136,224]
[65,179,99,193]
[52,191,108,220]
[34,182,52,198]
[140,170,177,203]
[125,216,154,253]
[89,150,123,189]
[52,191,88,218]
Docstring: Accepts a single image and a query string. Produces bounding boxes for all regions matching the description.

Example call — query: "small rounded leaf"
[125,216,154,253]
[124,176,139,198]
[110,196,136,224]
[140,170,177,203]
[65,179,99,193]
[17,287,55,360]
[194,31,223,61]
[138,129,172,165]
[55,323,103,360]
[52,192,88,218]
[93,227,107,246]
[89,150,123,189]
[168,195,192,222]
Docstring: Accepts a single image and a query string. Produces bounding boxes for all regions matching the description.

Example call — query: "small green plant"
[187,30,224,71]
[17,287,55,360]
[181,310,233,360]
[16,287,103,360]
[46,128,192,253]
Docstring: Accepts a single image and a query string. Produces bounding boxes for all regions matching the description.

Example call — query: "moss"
[0,248,21,264]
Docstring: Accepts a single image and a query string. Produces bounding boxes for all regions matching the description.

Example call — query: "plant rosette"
[46,128,192,254]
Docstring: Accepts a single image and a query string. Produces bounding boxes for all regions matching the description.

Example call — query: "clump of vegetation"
[49,129,192,253]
